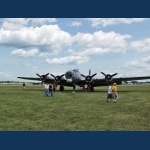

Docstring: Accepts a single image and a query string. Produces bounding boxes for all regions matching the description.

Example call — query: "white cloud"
[85,18,148,27]
[38,52,52,57]
[11,49,39,57]
[69,21,82,27]
[130,38,150,52]
[1,18,57,30]
[0,72,6,76]
[123,56,150,76]
[3,18,28,25]
[32,66,38,69]
[68,49,74,53]
[1,18,28,30]
[125,60,145,68]
[46,56,90,65]
[0,71,10,78]
[0,19,132,57]
[27,18,57,26]
[70,47,110,56]
[1,22,25,31]
[71,31,131,56]
[98,56,150,78]
[23,62,32,66]
[105,56,150,77]
[126,56,150,67]
[1,18,150,81]
[74,31,131,48]
[0,25,72,54]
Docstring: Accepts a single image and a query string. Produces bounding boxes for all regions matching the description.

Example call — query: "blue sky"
[0,18,150,82]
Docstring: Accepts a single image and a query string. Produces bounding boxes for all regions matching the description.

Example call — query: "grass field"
[0,84,150,131]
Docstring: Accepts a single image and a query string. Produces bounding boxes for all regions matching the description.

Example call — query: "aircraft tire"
[90,85,94,91]
[60,85,64,91]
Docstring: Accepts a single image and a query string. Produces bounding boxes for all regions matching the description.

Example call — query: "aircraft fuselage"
[65,69,83,85]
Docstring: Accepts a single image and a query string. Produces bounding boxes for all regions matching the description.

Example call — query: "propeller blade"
[101,71,118,84]
[44,73,49,77]
[60,74,65,78]
[50,74,64,82]
[36,73,42,81]
[91,73,97,78]
[111,73,118,77]
[81,74,86,78]
[82,70,97,82]
[50,74,55,78]
[101,72,106,76]
[36,73,49,81]
[36,73,41,77]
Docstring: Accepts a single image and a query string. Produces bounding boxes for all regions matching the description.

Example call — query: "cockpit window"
[73,69,79,72]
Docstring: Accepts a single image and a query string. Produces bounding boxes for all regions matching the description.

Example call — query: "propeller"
[50,74,65,82]
[81,69,97,83]
[101,72,118,84]
[36,73,49,81]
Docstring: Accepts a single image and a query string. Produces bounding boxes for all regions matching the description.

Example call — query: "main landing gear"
[90,84,94,91]
[59,84,64,91]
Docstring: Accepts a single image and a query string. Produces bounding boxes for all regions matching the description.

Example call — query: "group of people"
[44,82,57,97]
[80,84,91,92]
[72,83,91,94]
[107,83,118,103]
[23,81,118,102]
[74,82,118,103]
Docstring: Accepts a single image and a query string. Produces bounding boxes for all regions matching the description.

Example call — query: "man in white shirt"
[84,84,88,92]
[107,84,112,103]
[45,83,49,97]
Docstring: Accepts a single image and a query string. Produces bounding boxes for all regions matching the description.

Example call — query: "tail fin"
[89,69,91,75]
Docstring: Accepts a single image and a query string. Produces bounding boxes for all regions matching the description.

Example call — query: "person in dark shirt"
[72,83,76,94]
[53,82,56,92]
[23,82,26,90]
[49,83,53,96]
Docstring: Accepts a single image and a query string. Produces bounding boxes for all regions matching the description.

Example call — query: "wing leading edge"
[17,76,55,83]
[92,76,150,86]
[17,76,66,83]
[17,77,41,81]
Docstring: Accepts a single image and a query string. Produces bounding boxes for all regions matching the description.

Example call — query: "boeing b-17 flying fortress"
[17,69,150,91]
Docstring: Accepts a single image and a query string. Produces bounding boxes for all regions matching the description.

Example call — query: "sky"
[0,18,150,82]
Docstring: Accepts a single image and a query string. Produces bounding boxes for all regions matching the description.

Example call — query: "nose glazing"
[65,71,72,78]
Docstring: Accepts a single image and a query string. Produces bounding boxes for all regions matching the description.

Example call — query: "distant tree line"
[0,81,20,83]
[0,81,41,85]
[0,81,30,83]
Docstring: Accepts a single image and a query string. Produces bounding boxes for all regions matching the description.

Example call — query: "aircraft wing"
[17,76,55,82]
[92,76,150,86]
[17,76,68,84]
[112,76,150,82]
[17,77,41,81]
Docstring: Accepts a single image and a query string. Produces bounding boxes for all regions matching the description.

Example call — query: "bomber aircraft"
[17,69,150,91]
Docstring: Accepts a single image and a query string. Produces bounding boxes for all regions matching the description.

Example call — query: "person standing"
[112,83,117,103]
[45,83,49,97]
[80,84,84,90]
[53,82,56,93]
[72,83,76,94]
[49,83,53,96]
[23,82,26,90]
[84,84,88,92]
[107,84,112,103]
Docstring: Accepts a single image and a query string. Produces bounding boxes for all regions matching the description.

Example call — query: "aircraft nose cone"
[65,71,72,78]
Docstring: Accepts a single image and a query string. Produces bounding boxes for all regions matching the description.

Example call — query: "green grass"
[0,84,150,130]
